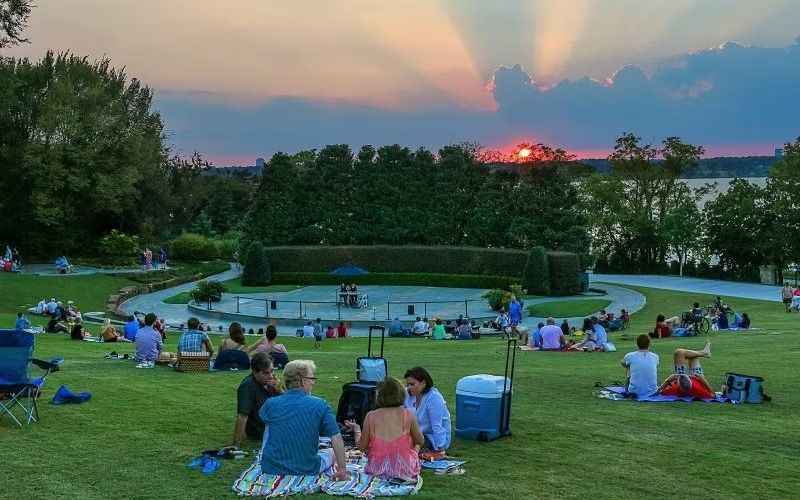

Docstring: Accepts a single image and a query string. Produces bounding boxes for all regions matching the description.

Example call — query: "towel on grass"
[232,452,422,498]
[51,385,92,405]
[421,460,466,471]
[597,386,732,403]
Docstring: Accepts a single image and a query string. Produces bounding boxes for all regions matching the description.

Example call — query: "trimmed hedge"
[170,233,220,261]
[269,272,517,289]
[522,246,550,295]
[547,251,582,296]
[263,246,528,276]
[243,242,271,286]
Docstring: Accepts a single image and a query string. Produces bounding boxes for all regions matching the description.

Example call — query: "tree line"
[2,50,799,284]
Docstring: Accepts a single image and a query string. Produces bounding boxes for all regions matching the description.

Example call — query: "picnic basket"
[175,352,211,373]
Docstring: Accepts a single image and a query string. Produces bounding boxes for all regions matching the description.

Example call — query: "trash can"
[455,374,512,441]
[407,304,415,315]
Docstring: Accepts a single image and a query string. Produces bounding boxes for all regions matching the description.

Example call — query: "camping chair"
[0,329,61,427]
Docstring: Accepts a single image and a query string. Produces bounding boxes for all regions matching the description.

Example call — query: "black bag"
[723,372,770,403]
[356,325,387,383]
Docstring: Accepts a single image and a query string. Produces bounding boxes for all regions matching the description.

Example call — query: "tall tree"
[0,0,33,48]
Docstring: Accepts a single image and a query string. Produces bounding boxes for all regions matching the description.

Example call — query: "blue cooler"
[455,374,512,441]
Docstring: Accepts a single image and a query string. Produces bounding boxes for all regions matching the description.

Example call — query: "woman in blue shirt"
[403,367,451,453]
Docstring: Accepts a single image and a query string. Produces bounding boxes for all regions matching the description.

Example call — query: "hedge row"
[547,252,582,296]
[269,272,518,289]
[263,246,528,276]
[170,233,237,261]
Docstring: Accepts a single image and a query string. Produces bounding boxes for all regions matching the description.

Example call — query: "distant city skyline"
[5,1,800,165]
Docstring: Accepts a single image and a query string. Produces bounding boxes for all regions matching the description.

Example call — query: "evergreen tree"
[242,241,271,286]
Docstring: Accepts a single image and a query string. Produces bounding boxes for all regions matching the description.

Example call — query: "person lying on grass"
[259,360,348,481]
[656,342,715,400]
[345,377,424,480]
[232,353,282,448]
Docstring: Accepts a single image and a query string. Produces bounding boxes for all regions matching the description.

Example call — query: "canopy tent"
[329,264,369,277]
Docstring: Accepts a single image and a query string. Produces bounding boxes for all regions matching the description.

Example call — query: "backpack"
[723,373,770,403]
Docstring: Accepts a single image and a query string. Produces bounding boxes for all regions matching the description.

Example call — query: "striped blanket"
[232,454,422,498]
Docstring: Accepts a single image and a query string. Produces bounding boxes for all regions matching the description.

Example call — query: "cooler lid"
[456,374,510,395]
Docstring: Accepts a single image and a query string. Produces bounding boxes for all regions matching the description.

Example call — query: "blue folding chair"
[0,329,61,427]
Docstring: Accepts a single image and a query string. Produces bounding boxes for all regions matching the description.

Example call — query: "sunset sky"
[5,0,800,164]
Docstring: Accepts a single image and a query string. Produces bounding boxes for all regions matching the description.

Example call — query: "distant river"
[681,177,767,207]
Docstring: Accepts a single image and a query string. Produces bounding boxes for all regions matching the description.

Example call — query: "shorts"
[674,365,703,376]
[314,334,322,341]
[783,298,792,305]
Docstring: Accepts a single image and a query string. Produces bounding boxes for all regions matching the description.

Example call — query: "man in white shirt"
[621,334,659,398]
[539,317,564,350]
[412,317,429,336]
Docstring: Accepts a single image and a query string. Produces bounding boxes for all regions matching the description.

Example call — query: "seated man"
[491,310,510,331]
[388,317,405,337]
[135,313,175,366]
[657,342,715,400]
[232,353,282,448]
[621,334,659,398]
[540,317,565,350]
[412,317,429,336]
[178,317,215,355]
[259,360,348,480]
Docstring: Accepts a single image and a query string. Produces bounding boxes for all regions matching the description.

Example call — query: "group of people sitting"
[232,360,451,482]
[338,283,366,308]
[31,297,85,334]
[127,315,291,370]
[622,335,717,400]
[300,319,349,348]
[1,244,21,272]
[654,300,751,338]
[522,316,611,351]
[388,316,475,340]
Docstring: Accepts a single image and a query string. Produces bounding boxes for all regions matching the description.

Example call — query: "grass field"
[2,274,800,499]
[527,298,612,318]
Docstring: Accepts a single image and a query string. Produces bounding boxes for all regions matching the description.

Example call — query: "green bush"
[170,233,220,261]
[217,239,239,260]
[483,289,509,311]
[548,251,582,296]
[269,272,515,289]
[242,241,271,286]
[263,246,528,276]
[190,280,227,303]
[97,229,139,265]
[523,246,550,295]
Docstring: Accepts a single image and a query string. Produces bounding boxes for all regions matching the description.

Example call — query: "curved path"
[117,265,647,337]
[591,274,783,302]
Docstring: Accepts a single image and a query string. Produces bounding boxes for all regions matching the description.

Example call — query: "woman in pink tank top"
[345,377,424,480]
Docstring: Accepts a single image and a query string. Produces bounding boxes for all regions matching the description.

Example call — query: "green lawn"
[527,298,612,318]
[3,275,800,499]
[164,281,303,304]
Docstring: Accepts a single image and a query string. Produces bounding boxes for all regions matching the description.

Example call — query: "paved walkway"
[591,274,783,302]
[117,265,647,337]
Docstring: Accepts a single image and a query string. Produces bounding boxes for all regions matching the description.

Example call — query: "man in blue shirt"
[15,313,30,330]
[178,317,214,355]
[123,315,140,341]
[259,360,347,480]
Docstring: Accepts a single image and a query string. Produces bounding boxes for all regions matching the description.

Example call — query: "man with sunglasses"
[259,359,348,481]
[232,353,281,448]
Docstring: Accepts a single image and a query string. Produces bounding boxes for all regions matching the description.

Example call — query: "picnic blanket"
[597,386,732,403]
[420,460,465,471]
[232,452,422,498]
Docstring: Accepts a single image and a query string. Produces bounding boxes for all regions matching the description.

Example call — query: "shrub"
[190,280,227,303]
[242,241,271,286]
[522,246,550,295]
[170,233,220,261]
[270,272,515,289]
[98,230,140,257]
[547,251,582,296]
[483,289,511,311]
[262,245,528,276]
[217,239,239,260]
